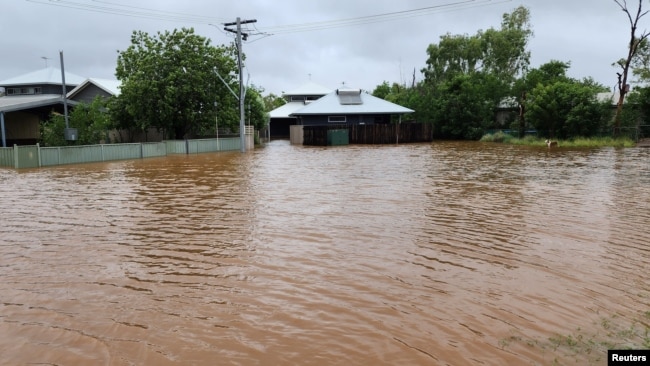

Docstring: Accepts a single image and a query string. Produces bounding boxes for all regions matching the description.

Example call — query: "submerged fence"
[0,137,241,169]
[302,123,434,146]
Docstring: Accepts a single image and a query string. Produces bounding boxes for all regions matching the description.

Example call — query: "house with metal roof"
[290,87,414,125]
[67,78,121,103]
[268,83,414,140]
[0,68,120,147]
[268,81,332,138]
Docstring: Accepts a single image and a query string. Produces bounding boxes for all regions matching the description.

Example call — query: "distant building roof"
[67,78,121,98]
[269,101,305,118]
[0,67,85,87]
[597,91,622,105]
[291,88,414,116]
[282,82,332,97]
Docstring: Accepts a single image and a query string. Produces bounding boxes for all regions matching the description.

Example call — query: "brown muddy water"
[1,140,649,365]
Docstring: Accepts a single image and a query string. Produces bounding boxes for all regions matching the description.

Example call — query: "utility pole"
[224,17,256,152]
[59,51,70,130]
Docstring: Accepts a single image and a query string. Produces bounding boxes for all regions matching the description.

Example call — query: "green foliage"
[41,114,67,147]
[423,5,532,85]
[245,85,269,132]
[418,6,532,139]
[480,131,515,143]
[262,92,286,112]
[41,96,113,146]
[623,87,650,133]
[480,135,635,148]
[514,60,571,95]
[429,72,505,140]
[526,80,610,139]
[499,312,650,365]
[372,81,391,99]
[113,28,239,140]
[630,38,650,82]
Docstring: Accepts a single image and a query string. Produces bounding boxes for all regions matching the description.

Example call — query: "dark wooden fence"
[303,123,433,146]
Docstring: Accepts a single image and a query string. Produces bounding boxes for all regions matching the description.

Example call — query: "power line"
[26,0,512,39]
[259,0,509,34]
[25,0,230,23]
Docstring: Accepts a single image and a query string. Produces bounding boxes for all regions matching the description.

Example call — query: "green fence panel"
[6,136,246,169]
[102,143,141,161]
[40,147,61,166]
[165,140,187,154]
[142,142,167,158]
[0,147,13,167]
[15,145,40,169]
[218,138,240,151]
[58,145,103,165]
[196,139,219,153]
[187,140,199,154]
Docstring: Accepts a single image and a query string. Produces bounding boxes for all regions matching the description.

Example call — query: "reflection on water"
[1,141,649,365]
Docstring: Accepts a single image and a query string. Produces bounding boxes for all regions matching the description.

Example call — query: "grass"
[480,131,637,148]
[499,311,650,365]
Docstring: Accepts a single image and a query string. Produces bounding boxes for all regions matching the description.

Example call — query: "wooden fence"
[302,123,434,146]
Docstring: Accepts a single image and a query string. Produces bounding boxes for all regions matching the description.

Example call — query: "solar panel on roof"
[337,89,363,105]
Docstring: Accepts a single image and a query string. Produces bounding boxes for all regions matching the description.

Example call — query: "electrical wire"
[25,0,230,23]
[25,0,512,39]
[259,0,510,34]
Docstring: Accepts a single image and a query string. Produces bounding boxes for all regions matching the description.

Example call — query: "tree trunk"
[613,0,650,136]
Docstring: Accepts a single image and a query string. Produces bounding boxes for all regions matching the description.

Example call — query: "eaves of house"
[291,88,414,116]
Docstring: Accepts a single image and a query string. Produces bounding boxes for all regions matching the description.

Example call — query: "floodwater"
[1,140,649,365]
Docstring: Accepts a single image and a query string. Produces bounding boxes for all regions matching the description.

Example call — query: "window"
[6,87,41,95]
[328,116,346,123]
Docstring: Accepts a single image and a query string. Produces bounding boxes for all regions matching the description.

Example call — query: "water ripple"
[1,141,649,364]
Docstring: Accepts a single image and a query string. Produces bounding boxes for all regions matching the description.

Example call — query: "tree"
[526,79,610,139]
[372,81,392,100]
[41,96,113,146]
[613,0,650,134]
[262,92,286,112]
[420,6,532,139]
[423,6,532,86]
[244,85,270,132]
[114,28,239,140]
[431,72,503,139]
[517,60,572,90]
[512,60,572,136]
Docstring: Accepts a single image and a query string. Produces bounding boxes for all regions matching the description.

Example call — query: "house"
[268,82,415,142]
[67,78,121,103]
[0,68,119,147]
[268,82,332,138]
[290,87,414,126]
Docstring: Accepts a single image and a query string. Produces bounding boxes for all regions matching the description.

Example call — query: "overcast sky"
[0,0,640,96]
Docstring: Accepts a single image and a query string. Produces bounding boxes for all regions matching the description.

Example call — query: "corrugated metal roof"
[269,101,304,118]
[282,82,332,97]
[291,89,414,116]
[0,94,64,113]
[0,67,85,87]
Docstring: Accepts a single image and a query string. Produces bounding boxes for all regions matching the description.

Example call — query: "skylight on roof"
[337,88,362,105]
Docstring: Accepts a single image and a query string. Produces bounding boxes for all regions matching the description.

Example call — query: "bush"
[480,131,513,143]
